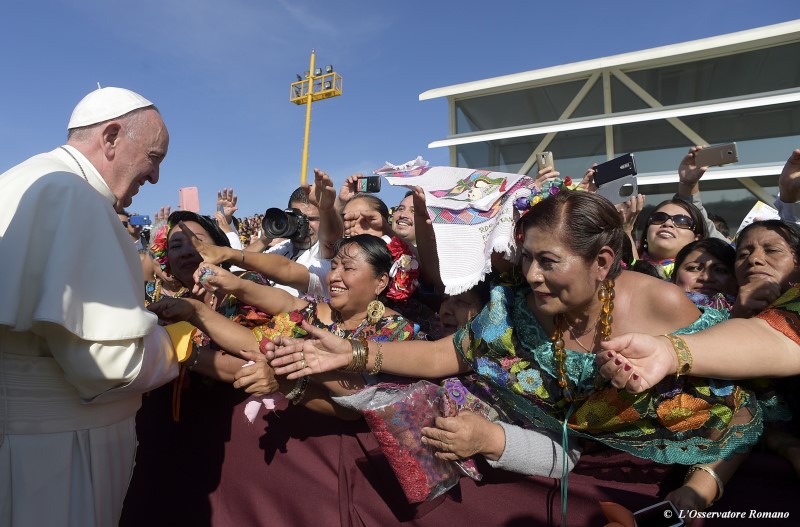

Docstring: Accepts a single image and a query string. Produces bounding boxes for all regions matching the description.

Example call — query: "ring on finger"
[299,359,306,371]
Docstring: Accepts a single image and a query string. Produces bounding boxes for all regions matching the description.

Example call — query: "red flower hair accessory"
[149,223,170,271]
[386,236,420,301]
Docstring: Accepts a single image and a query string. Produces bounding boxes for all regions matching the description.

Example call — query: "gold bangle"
[369,341,384,375]
[344,338,365,372]
[663,334,692,379]
[684,464,724,504]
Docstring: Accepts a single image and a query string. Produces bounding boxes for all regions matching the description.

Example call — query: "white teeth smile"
[331,287,347,293]
[396,219,412,226]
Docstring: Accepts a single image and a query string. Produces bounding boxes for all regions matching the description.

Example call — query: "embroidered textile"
[453,283,766,464]
[377,162,537,295]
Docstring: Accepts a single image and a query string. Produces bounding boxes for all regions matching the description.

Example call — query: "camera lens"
[263,208,294,238]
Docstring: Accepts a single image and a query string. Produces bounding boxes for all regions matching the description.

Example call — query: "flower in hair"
[513,176,579,215]
[387,236,420,301]
[149,223,170,270]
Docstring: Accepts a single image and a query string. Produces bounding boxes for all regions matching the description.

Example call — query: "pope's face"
[109,109,169,208]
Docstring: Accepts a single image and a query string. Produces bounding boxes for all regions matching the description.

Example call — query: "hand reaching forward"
[265,321,353,379]
[597,333,677,393]
[178,222,228,265]
[779,149,800,203]
[233,349,280,396]
[343,209,385,237]
[148,297,201,324]
[217,188,238,223]
[313,169,337,211]
[678,146,708,188]
[191,262,240,296]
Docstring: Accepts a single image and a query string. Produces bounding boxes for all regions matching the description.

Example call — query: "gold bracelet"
[358,336,370,372]
[684,464,724,504]
[344,338,365,372]
[369,341,384,375]
[663,334,692,379]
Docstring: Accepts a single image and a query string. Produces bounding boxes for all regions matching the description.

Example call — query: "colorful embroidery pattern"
[453,283,768,465]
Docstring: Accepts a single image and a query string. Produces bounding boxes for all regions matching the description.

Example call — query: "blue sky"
[1,1,797,218]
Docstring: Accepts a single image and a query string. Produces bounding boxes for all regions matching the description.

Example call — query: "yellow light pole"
[290,49,343,186]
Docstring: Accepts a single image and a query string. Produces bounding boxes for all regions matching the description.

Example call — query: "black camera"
[262,207,310,241]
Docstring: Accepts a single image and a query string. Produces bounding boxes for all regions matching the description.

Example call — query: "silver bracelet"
[188,344,201,370]
[285,377,309,404]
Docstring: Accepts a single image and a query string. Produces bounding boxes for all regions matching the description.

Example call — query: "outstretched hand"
[233,349,280,396]
[313,169,337,211]
[678,146,708,189]
[216,188,238,223]
[597,333,677,393]
[411,186,432,226]
[616,194,645,235]
[191,262,239,296]
[266,321,353,379]
[779,148,800,203]
[343,209,386,237]
[577,164,598,193]
[178,222,228,265]
[148,297,200,324]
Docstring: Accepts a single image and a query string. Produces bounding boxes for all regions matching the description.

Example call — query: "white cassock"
[0,146,179,527]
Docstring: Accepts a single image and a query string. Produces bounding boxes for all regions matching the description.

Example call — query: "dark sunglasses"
[648,211,695,230]
[121,221,129,227]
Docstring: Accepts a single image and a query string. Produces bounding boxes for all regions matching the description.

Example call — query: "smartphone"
[633,501,684,527]
[217,203,225,215]
[356,175,382,193]
[597,175,638,205]
[593,153,637,187]
[179,186,200,213]
[694,142,738,167]
[129,215,151,226]
[537,151,555,172]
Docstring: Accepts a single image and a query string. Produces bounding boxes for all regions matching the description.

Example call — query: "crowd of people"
[2,86,800,527]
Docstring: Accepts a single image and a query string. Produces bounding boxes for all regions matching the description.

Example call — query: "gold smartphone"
[537,151,555,172]
[694,142,738,167]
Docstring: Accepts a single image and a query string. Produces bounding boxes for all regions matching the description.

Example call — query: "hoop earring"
[366,300,385,324]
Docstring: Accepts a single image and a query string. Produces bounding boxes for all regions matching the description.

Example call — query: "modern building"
[420,20,800,229]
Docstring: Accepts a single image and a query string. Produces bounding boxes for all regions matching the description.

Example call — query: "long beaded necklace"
[551,278,614,402]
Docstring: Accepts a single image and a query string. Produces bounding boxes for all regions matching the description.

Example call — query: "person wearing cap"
[0,87,179,527]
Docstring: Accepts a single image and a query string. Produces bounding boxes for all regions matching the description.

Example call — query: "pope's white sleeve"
[35,322,179,403]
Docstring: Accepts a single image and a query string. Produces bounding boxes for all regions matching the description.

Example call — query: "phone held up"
[693,142,738,168]
[356,175,382,193]
[129,215,151,226]
[537,151,555,172]
[593,153,638,205]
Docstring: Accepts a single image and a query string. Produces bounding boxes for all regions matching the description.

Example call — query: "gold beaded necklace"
[551,278,614,401]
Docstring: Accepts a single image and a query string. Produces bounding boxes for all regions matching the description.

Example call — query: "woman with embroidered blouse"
[266,190,767,508]
[151,234,418,404]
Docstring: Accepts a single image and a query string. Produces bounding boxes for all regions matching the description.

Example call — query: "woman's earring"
[366,300,385,324]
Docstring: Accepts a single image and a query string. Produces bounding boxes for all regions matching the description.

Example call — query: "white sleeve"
[36,322,179,403]
[774,195,800,224]
[486,421,581,477]
[226,231,243,250]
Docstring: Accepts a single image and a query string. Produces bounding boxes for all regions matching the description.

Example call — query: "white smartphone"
[596,175,638,205]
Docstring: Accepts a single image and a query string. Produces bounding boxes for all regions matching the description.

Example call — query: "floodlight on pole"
[289,49,344,186]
